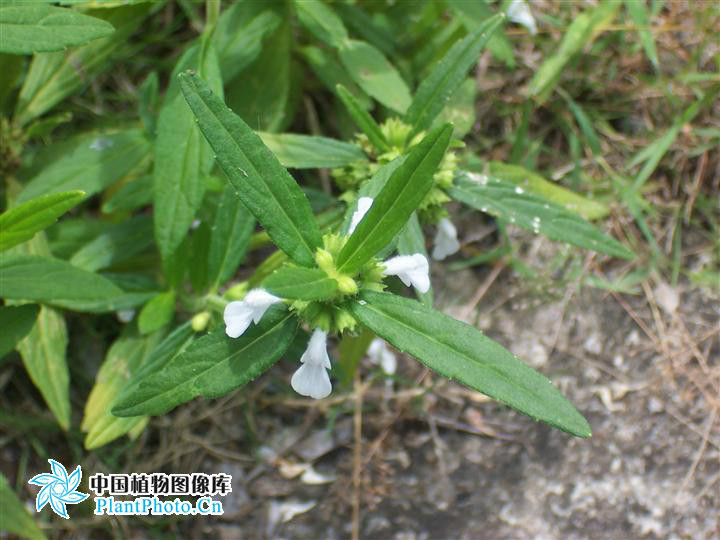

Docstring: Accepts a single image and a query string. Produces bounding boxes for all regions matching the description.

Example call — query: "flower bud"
[336,275,358,295]
[225,282,248,301]
[191,311,211,332]
[315,249,335,273]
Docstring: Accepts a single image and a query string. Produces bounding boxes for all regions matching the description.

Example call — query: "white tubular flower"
[382,254,430,294]
[368,338,397,375]
[507,0,538,35]
[348,197,374,235]
[291,329,332,399]
[223,288,282,338]
[431,217,460,261]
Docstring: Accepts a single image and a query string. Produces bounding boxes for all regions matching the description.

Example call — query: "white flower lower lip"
[432,217,460,260]
[368,338,397,375]
[224,288,282,338]
[382,254,430,294]
[291,329,332,399]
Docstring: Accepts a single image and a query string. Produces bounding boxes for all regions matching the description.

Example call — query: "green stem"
[205,0,220,32]
[204,293,228,313]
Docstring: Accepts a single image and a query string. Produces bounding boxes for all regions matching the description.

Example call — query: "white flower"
[291,329,332,399]
[368,338,397,375]
[382,254,430,294]
[507,0,537,35]
[431,217,460,260]
[223,288,282,338]
[348,197,374,235]
[116,309,135,323]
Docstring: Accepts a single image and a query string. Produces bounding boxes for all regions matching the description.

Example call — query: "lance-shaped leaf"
[82,330,161,449]
[214,7,281,81]
[258,132,365,169]
[405,13,504,135]
[527,1,619,103]
[179,72,322,267]
[207,186,255,290]
[264,267,338,301]
[0,473,47,540]
[335,84,389,152]
[487,162,609,220]
[350,291,591,437]
[18,129,150,202]
[339,39,411,114]
[294,0,348,49]
[0,5,115,55]
[14,4,151,125]
[0,254,125,309]
[137,291,175,335]
[336,124,452,275]
[302,46,371,109]
[111,306,298,417]
[154,38,222,261]
[68,215,153,272]
[449,173,634,259]
[0,190,84,252]
[17,305,70,430]
[0,304,39,358]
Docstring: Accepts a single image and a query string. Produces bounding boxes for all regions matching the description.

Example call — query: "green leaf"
[397,213,433,306]
[82,329,160,449]
[69,215,153,271]
[154,38,223,261]
[559,91,602,157]
[447,0,515,68]
[14,3,151,125]
[627,86,719,190]
[527,1,619,103]
[0,190,84,251]
[350,291,591,437]
[0,5,114,55]
[0,254,125,309]
[301,46,371,110]
[179,72,322,267]
[258,132,365,169]
[264,266,338,301]
[101,175,152,214]
[215,6,280,81]
[335,84,389,152]
[336,124,452,275]
[17,305,70,430]
[432,77,476,138]
[339,39,411,114]
[207,186,255,290]
[405,13,503,135]
[294,0,348,49]
[449,173,634,259]
[137,291,175,335]
[487,162,609,220]
[131,321,195,382]
[0,304,39,358]
[18,129,150,202]
[0,473,46,540]
[225,19,293,132]
[624,0,659,71]
[112,306,298,417]
[137,71,159,136]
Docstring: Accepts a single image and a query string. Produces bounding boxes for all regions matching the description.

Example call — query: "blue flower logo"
[28,459,89,519]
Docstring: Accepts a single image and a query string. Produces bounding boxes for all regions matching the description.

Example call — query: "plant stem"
[205,0,220,32]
